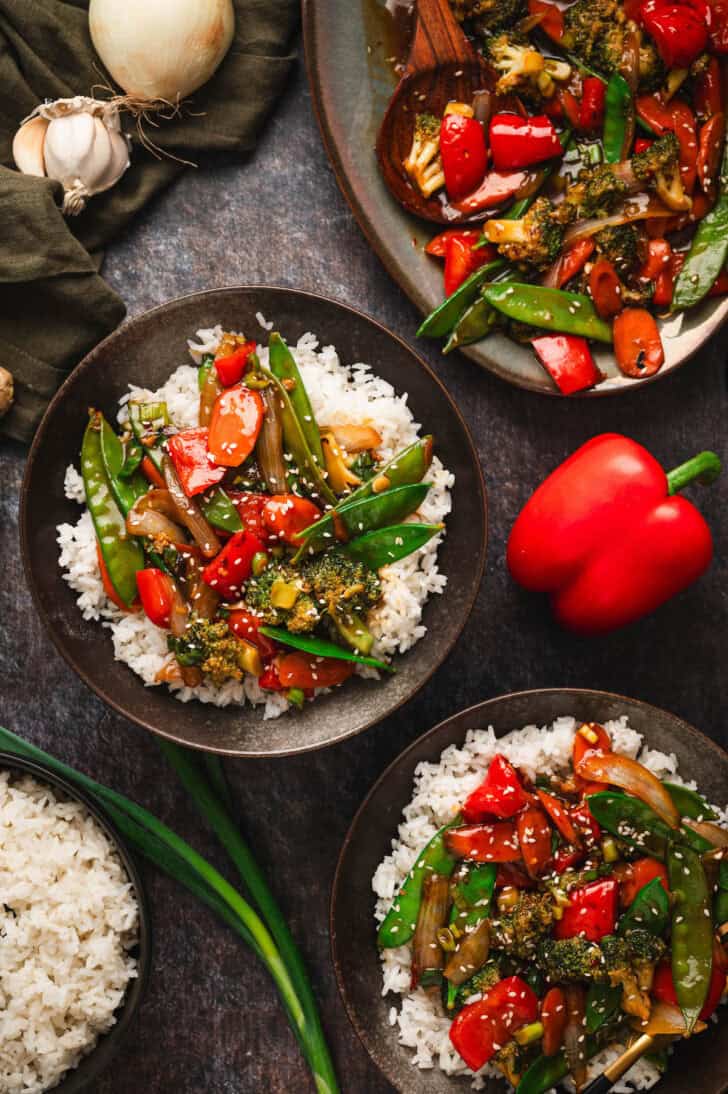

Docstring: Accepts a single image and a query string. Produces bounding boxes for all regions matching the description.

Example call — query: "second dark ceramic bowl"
[0,749,151,1093]
[331,688,728,1094]
[21,287,486,757]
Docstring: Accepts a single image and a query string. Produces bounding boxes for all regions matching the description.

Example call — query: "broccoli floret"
[168,618,259,686]
[593,224,642,276]
[633,132,691,211]
[243,562,321,633]
[577,163,630,217]
[452,0,526,33]
[404,114,445,198]
[622,928,667,963]
[492,891,555,959]
[485,33,572,100]
[638,41,666,92]
[600,933,658,1020]
[484,197,565,270]
[562,0,664,90]
[537,937,608,983]
[448,959,503,1012]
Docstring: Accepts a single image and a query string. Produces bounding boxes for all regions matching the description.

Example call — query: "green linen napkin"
[0,0,299,442]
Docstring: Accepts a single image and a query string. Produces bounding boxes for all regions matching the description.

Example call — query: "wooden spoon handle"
[407,0,474,74]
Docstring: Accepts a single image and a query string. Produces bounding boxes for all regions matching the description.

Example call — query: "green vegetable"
[128,401,165,473]
[586,791,714,859]
[715,859,728,925]
[259,626,393,673]
[444,269,520,353]
[118,439,143,480]
[82,412,144,607]
[585,982,622,1033]
[344,523,443,570]
[0,726,340,1094]
[417,259,507,339]
[516,1036,601,1094]
[268,333,325,468]
[673,143,728,310]
[482,284,614,342]
[667,843,713,1032]
[377,823,459,948]
[197,353,214,391]
[618,877,669,937]
[343,437,433,508]
[603,72,633,163]
[259,369,337,507]
[663,782,718,822]
[452,863,496,928]
[98,413,148,516]
[201,487,244,533]
[293,483,431,558]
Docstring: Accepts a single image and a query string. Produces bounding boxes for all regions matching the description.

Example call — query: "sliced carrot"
[613,308,664,378]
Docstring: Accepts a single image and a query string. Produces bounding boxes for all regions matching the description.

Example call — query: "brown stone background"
[0,48,726,1094]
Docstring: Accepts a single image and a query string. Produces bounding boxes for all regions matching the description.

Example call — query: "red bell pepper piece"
[693,57,724,117]
[425,228,482,257]
[652,942,727,1020]
[549,239,595,290]
[440,113,489,202]
[617,857,670,905]
[613,308,664,377]
[140,455,166,489]
[444,235,497,295]
[136,568,175,628]
[528,0,565,38]
[559,89,582,130]
[633,137,653,154]
[579,78,606,133]
[708,267,728,295]
[640,0,709,67]
[589,258,624,319]
[554,878,619,941]
[707,0,728,52]
[277,651,355,689]
[653,252,685,307]
[201,530,265,599]
[452,170,529,214]
[639,237,673,282]
[536,789,581,845]
[489,114,563,171]
[570,802,601,845]
[541,987,567,1057]
[697,112,726,197]
[445,821,522,862]
[168,427,226,497]
[463,754,528,822]
[227,609,277,659]
[496,862,537,889]
[507,434,719,634]
[573,722,612,780]
[215,341,257,387]
[551,846,586,873]
[97,543,138,613]
[531,334,602,395]
[259,662,284,691]
[207,384,264,468]
[261,494,321,545]
[450,977,539,1072]
[227,490,268,540]
[517,805,553,878]
[636,96,698,191]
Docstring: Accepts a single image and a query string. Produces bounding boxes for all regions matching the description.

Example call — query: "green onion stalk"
[0,726,338,1094]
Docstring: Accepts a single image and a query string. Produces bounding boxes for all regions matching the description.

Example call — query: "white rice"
[57,322,453,718]
[372,715,728,1092]
[0,772,139,1094]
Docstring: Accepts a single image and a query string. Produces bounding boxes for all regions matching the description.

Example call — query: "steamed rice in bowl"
[372,715,728,1092]
[57,322,453,719]
[0,768,139,1093]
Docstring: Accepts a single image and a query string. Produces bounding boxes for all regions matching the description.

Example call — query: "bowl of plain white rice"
[21,287,486,758]
[331,689,728,1094]
[0,752,150,1094]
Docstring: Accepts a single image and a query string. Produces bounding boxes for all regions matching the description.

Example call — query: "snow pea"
[452,862,496,927]
[258,626,393,672]
[603,72,633,163]
[715,859,728,925]
[259,369,337,507]
[482,284,614,342]
[378,822,459,948]
[128,401,165,473]
[587,791,715,858]
[585,983,622,1033]
[197,353,214,391]
[344,523,443,569]
[293,483,431,558]
[344,437,434,508]
[517,1038,599,1094]
[663,782,718,821]
[673,142,728,310]
[617,876,669,937]
[444,268,519,353]
[201,487,244,533]
[667,843,713,1031]
[268,333,325,468]
[82,412,144,607]
[98,413,148,516]
[417,259,507,339]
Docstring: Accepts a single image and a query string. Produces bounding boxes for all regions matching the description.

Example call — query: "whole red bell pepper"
[462,754,528,822]
[531,334,602,395]
[579,78,606,133]
[489,114,563,171]
[507,434,720,634]
[440,113,488,202]
[202,530,265,599]
[215,341,257,387]
[168,427,226,496]
[640,0,709,67]
[450,977,539,1072]
[553,878,619,941]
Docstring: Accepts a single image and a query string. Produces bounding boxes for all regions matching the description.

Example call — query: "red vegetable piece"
[707,0,728,52]
[201,530,265,599]
[653,252,685,308]
[570,801,601,845]
[541,987,567,1056]
[589,258,624,319]
[639,238,673,282]
[425,228,482,257]
[444,235,497,295]
[517,805,552,877]
[527,0,565,38]
[168,427,226,497]
[652,942,727,1019]
[207,384,265,468]
[259,662,284,691]
[708,268,728,295]
[445,821,522,862]
[559,89,582,130]
[136,568,175,628]
[697,112,726,197]
[536,789,581,845]
[449,977,539,1071]
[262,494,322,545]
[640,0,709,67]
[531,334,602,395]
[618,857,670,906]
[440,113,489,202]
[140,455,166,489]
[553,878,619,941]
[550,239,595,290]
[277,651,355,689]
[489,114,563,171]
[551,846,586,874]
[633,137,654,154]
[227,609,277,659]
[693,57,723,117]
[227,490,268,540]
[495,862,536,889]
[215,341,257,387]
[463,754,528,821]
[613,308,664,377]
[579,78,606,133]
[636,96,698,192]
[573,722,612,790]
[452,170,529,214]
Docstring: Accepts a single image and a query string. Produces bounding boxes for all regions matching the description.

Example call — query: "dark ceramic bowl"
[21,287,486,757]
[0,750,151,1093]
[303,1,728,396]
[331,688,728,1094]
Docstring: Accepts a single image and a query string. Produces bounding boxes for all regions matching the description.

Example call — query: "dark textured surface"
[0,48,726,1094]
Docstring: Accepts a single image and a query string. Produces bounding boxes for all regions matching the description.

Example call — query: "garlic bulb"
[12,97,130,216]
[88,0,235,103]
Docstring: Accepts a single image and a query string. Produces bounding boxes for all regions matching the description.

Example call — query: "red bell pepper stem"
[666,451,722,495]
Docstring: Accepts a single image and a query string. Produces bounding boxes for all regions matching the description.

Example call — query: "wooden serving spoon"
[376,0,491,224]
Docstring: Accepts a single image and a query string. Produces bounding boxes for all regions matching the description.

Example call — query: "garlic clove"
[12,116,49,177]
[43,112,96,189]
[93,126,130,194]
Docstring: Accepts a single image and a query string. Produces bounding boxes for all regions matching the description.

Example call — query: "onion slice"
[576,752,680,828]
[564,197,673,245]
[257,387,288,493]
[563,985,587,1091]
[683,819,728,848]
[126,504,185,543]
[443,919,490,986]
[162,456,221,559]
[411,874,450,995]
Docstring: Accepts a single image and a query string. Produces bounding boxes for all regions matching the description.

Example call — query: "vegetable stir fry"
[81,331,445,708]
[378,722,727,1090]
[411,0,728,391]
